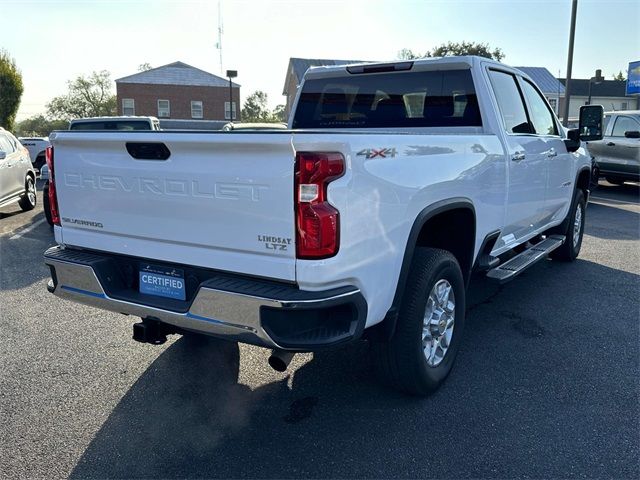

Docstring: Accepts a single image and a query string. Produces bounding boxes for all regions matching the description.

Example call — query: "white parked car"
[0,128,37,212]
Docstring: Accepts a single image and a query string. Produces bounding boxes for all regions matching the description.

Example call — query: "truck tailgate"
[53,132,296,281]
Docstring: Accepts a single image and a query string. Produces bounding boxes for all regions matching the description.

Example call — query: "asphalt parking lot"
[1,179,638,479]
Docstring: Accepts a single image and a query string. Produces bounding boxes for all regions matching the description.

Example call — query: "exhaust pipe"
[268,349,295,372]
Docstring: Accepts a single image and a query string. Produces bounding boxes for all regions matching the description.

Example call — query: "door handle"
[606,142,615,146]
[511,152,526,162]
[546,148,557,158]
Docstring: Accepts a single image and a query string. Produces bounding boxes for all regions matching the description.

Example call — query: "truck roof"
[304,55,507,78]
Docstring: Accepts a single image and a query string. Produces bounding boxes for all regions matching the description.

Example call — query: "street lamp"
[587,69,604,105]
[226,69,237,121]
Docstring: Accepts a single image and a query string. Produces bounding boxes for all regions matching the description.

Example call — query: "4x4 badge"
[356,148,397,159]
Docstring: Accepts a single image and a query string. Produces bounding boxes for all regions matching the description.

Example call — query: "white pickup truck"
[44,56,603,395]
[18,136,51,171]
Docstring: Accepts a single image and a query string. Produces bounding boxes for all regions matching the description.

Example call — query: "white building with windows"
[558,78,640,120]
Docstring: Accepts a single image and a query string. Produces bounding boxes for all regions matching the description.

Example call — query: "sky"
[2,0,639,121]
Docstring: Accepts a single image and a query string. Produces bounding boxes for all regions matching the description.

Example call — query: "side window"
[157,100,170,118]
[122,98,135,116]
[611,116,640,137]
[0,134,15,154]
[521,80,558,136]
[488,70,532,134]
[191,101,203,119]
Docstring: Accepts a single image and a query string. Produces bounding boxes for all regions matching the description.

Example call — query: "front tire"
[18,176,37,211]
[373,248,466,396]
[550,189,585,262]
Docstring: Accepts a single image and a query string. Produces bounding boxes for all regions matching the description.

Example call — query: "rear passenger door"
[488,69,547,249]
[600,115,640,176]
[519,77,572,226]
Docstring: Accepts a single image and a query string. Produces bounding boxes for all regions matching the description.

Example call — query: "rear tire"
[550,189,585,262]
[18,176,37,211]
[373,248,466,396]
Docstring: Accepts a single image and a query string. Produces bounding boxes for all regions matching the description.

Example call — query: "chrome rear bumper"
[44,246,366,350]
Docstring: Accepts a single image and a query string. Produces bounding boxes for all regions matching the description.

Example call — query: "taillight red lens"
[45,146,60,225]
[295,152,344,259]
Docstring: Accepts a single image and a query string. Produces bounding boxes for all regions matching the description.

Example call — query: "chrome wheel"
[422,279,455,367]
[573,203,582,248]
[26,178,36,206]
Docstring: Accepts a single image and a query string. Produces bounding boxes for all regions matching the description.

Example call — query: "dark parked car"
[587,111,640,184]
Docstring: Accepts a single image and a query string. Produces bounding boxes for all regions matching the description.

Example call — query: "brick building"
[116,62,240,122]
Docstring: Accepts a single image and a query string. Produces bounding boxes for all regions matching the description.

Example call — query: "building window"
[157,99,170,118]
[225,101,237,120]
[548,98,558,113]
[621,102,628,110]
[122,98,135,116]
[191,101,203,119]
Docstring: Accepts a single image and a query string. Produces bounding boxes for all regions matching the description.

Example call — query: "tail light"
[294,152,345,259]
[45,146,60,225]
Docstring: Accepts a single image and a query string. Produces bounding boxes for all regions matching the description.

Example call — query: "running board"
[486,235,565,283]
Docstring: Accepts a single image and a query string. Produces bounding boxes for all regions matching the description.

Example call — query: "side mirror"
[578,104,604,141]
[564,128,581,153]
[0,151,6,160]
[625,130,640,139]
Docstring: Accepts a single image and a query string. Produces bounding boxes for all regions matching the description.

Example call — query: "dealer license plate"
[139,264,186,300]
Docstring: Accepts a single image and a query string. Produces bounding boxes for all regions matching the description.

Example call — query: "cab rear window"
[292,69,481,129]
[70,121,152,131]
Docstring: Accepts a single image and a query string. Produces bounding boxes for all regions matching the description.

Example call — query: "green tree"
[138,63,153,72]
[612,70,626,81]
[0,49,24,131]
[241,91,273,123]
[46,70,116,121]
[15,115,69,137]
[398,48,420,60]
[272,104,286,122]
[398,42,505,62]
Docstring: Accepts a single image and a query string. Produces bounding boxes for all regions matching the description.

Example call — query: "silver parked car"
[0,127,37,212]
[587,111,640,184]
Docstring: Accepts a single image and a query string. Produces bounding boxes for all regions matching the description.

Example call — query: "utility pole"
[226,70,237,121]
[562,0,578,127]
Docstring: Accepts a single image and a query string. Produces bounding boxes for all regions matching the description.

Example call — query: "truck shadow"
[69,259,639,479]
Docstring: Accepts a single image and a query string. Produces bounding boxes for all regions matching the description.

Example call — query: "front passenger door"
[519,78,572,226]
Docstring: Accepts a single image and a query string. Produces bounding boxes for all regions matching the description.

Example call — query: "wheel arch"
[548,166,591,238]
[576,167,591,196]
[367,197,476,341]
